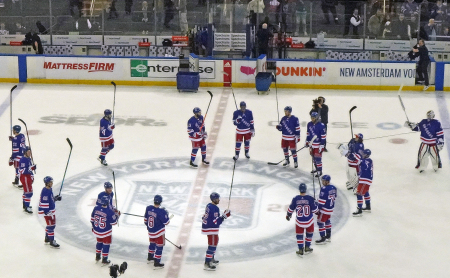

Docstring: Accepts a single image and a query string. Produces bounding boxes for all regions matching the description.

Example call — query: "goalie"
[337,133,365,190]
[405,110,444,172]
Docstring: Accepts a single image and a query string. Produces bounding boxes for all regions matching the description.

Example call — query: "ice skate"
[204,261,216,271]
[24,206,33,214]
[211,258,219,266]
[233,155,238,161]
[304,246,313,254]
[98,156,108,166]
[202,159,210,165]
[147,253,154,264]
[95,254,101,262]
[190,161,198,168]
[315,236,327,245]
[283,159,290,167]
[49,240,60,249]
[101,257,111,266]
[44,235,50,244]
[245,153,250,159]
[362,204,371,213]
[296,248,304,257]
[294,161,298,168]
[352,207,363,217]
[325,233,331,243]
[154,261,164,270]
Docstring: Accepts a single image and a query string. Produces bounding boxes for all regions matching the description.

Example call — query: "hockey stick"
[397,85,411,123]
[165,237,182,249]
[227,160,236,210]
[10,85,17,136]
[58,138,73,196]
[223,72,237,110]
[273,73,280,122]
[267,145,309,165]
[112,170,119,227]
[311,159,315,199]
[18,118,35,168]
[199,91,213,132]
[111,81,116,124]
[349,106,357,137]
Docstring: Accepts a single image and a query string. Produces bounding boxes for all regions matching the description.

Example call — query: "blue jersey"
[38,187,56,215]
[306,121,326,148]
[18,156,34,176]
[278,115,300,140]
[201,203,224,235]
[187,115,205,142]
[11,134,26,158]
[347,139,364,167]
[413,119,444,145]
[232,109,254,134]
[97,191,115,209]
[91,205,118,238]
[348,153,373,185]
[287,195,318,228]
[317,185,337,215]
[144,205,170,238]
[99,117,114,142]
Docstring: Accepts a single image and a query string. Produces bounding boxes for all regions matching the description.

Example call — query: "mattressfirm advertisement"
[130,59,216,79]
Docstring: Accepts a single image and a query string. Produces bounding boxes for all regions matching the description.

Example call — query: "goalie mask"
[426,110,435,120]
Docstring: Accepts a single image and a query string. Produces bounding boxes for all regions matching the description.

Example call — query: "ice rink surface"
[0,83,449,278]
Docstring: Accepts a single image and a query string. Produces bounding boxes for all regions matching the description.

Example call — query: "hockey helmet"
[210,192,220,201]
[104,109,112,116]
[104,182,113,189]
[101,196,110,206]
[240,101,246,108]
[363,149,371,157]
[299,183,307,193]
[355,133,363,140]
[193,107,201,114]
[13,125,21,133]
[321,175,331,182]
[23,146,31,154]
[43,176,53,185]
[427,110,435,119]
[311,112,319,119]
[318,96,326,103]
[154,194,163,205]
[284,106,292,112]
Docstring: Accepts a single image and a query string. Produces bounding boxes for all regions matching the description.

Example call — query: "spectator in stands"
[32,33,43,55]
[440,26,450,40]
[256,23,274,55]
[247,0,265,25]
[382,20,392,39]
[349,8,362,37]
[69,0,83,18]
[321,0,338,25]
[369,0,382,17]
[343,0,359,36]
[294,0,307,36]
[36,21,48,35]
[164,0,175,28]
[431,0,447,21]
[108,0,119,19]
[368,8,384,38]
[268,0,281,26]
[125,0,133,15]
[419,0,431,25]
[391,13,410,40]
[0,22,8,35]
[411,39,430,90]
[401,0,419,19]
[424,18,437,40]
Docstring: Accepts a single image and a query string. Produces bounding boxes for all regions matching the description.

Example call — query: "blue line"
[435,91,450,160]
[0,84,22,119]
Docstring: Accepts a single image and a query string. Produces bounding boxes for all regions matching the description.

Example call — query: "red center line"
[166,89,230,278]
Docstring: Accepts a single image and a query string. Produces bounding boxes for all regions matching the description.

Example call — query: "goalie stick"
[10,85,17,136]
[397,85,411,123]
[199,91,213,132]
[349,106,357,137]
[58,138,73,195]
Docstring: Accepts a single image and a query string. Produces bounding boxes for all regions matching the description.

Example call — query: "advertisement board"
[52,35,103,46]
[0,56,19,80]
[130,59,216,79]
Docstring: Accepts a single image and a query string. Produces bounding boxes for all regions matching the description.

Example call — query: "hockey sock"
[23,192,33,207]
[305,233,313,247]
[244,140,250,154]
[325,220,332,236]
[205,245,216,263]
[364,192,371,206]
[96,242,103,255]
[357,195,363,209]
[191,148,198,162]
[283,148,289,159]
[315,156,322,172]
[296,234,304,250]
[291,149,297,162]
[46,225,55,241]
[102,243,110,258]
[154,245,163,263]
[235,142,242,156]
[317,222,325,238]
[15,167,19,176]
[149,243,156,257]
[100,148,108,160]
[201,146,207,160]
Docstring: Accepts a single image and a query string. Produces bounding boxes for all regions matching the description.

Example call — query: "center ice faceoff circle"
[52,157,349,262]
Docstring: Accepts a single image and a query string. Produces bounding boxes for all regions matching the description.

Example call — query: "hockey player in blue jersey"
[232,101,255,160]
[315,175,337,244]
[286,183,318,257]
[201,192,231,271]
[38,176,62,248]
[187,107,209,168]
[97,182,120,218]
[19,147,36,214]
[144,195,170,270]
[339,133,365,190]
[91,195,119,265]
[98,109,115,166]
[306,112,326,176]
[276,106,301,168]
[405,110,444,172]
[347,149,373,216]
[9,124,27,188]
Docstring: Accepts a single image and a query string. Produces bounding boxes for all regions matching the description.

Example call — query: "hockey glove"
[30,164,37,171]
[45,211,54,218]
[54,195,62,201]
[161,207,169,215]
[251,129,255,137]
[236,115,242,124]
[295,135,300,143]
[437,138,444,151]
[319,145,324,153]
[286,214,291,221]
[305,141,309,147]
[8,136,13,141]
[110,124,115,130]
[115,210,121,218]
[202,132,208,139]
[221,209,231,219]
[9,157,13,166]
[276,124,282,131]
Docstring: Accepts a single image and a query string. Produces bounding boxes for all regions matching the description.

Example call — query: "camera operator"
[310,96,329,151]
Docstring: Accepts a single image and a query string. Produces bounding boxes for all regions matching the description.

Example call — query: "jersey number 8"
[147,216,154,228]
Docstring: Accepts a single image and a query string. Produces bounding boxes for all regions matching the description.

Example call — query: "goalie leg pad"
[417,143,430,171]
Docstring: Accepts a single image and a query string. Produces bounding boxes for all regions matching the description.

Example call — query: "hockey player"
[9,124,27,188]
[306,112,326,176]
[339,133,365,190]
[91,195,119,265]
[19,147,36,214]
[38,176,62,248]
[144,195,170,270]
[286,183,318,257]
[187,107,209,168]
[347,149,373,216]
[315,175,337,244]
[276,106,301,168]
[232,101,255,160]
[98,109,115,166]
[96,182,120,218]
[201,192,231,271]
[405,110,444,172]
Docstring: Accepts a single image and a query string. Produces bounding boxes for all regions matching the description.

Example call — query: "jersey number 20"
[296,205,310,217]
